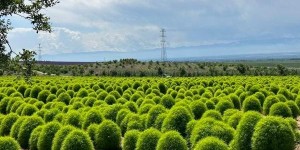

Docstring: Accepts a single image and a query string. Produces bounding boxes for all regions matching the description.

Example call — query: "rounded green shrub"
[160,94,175,109]
[190,101,207,119]
[162,106,192,136]
[30,86,43,99]
[123,130,141,150]
[242,96,261,112]
[156,131,188,150]
[21,104,38,116]
[202,110,222,121]
[263,95,280,114]
[0,113,19,136]
[29,126,43,150]
[229,94,241,109]
[136,128,162,150]
[73,84,81,92]
[205,100,215,110]
[46,94,56,102]
[86,124,98,147]
[37,121,61,150]
[186,120,197,142]
[139,104,153,114]
[252,116,295,150]
[24,88,31,98]
[52,125,76,150]
[125,101,138,113]
[10,116,27,140]
[102,104,124,122]
[82,109,104,130]
[44,108,60,122]
[0,97,10,114]
[95,120,122,150]
[227,112,243,129]
[17,85,27,96]
[146,105,167,128]
[37,90,51,103]
[0,137,21,150]
[269,102,292,118]
[194,136,228,150]
[230,111,262,150]
[17,116,44,149]
[57,93,71,105]
[285,101,300,118]
[216,100,234,114]
[116,109,131,126]
[64,110,82,128]
[61,130,94,150]
[76,89,88,98]
[153,113,167,130]
[84,97,97,107]
[190,118,234,147]
[104,94,117,105]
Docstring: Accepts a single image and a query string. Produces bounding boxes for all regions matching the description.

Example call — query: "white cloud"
[6,0,300,59]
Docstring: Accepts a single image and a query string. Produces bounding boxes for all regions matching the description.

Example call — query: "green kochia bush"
[153,113,167,130]
[161,106,192,137]
[21,104,38,116]
[160,94,175,109]
[146,105,167,128]
[82,109,104,130]
[190,101,207,119]
[0,113,19,136]
[76,89,88,98]
[29,126,43,150]
[30,86,43,99]
[86,124,98,147]
[252,116,295,150]
[194,136,229,150]
[215,100,234,114]
[95,120,122,150]
[230,111,262,150]
[52,125,76,150]
[64,110,82,128]
[10,116,27,140]
[156,131,188,150]
[202,110,222,121]
[242,96,261,112]
[123,130,141,150]
[136,128,162,150]
[37,90,51,103]
[269,102,292,118]
[263,96,279,115]
[17,116,44,149]
[37,121,61,150]
[57,93,71,105]
[0,137,21,150]
[190,118,234,147]
[286,101,300,118]
[61,130,94,150]
[104,94,117,105]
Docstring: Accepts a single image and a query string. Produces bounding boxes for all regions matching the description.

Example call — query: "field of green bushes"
[0,76,299,150]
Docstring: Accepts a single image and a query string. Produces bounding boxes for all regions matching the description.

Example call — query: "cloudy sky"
[7,0,300,61]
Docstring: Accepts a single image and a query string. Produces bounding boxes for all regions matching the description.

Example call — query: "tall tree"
[0,0,59,74]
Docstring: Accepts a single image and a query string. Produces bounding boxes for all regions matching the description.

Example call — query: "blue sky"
[6,0,300,61]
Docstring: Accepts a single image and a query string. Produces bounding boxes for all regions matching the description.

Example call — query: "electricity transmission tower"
[160,28,167,62]
[38,43,42,61]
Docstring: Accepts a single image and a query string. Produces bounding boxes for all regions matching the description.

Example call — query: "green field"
[0,76,299,150]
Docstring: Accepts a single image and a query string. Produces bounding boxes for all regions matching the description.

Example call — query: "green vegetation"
[0,76,298,150]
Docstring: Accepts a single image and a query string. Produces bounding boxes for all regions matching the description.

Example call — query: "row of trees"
[32,61,298,77]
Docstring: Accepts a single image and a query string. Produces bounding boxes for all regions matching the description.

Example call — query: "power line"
[38,43,42,61]
[160,28,167,62]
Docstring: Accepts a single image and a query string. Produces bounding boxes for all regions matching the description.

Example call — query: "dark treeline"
[21,59,299,77]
